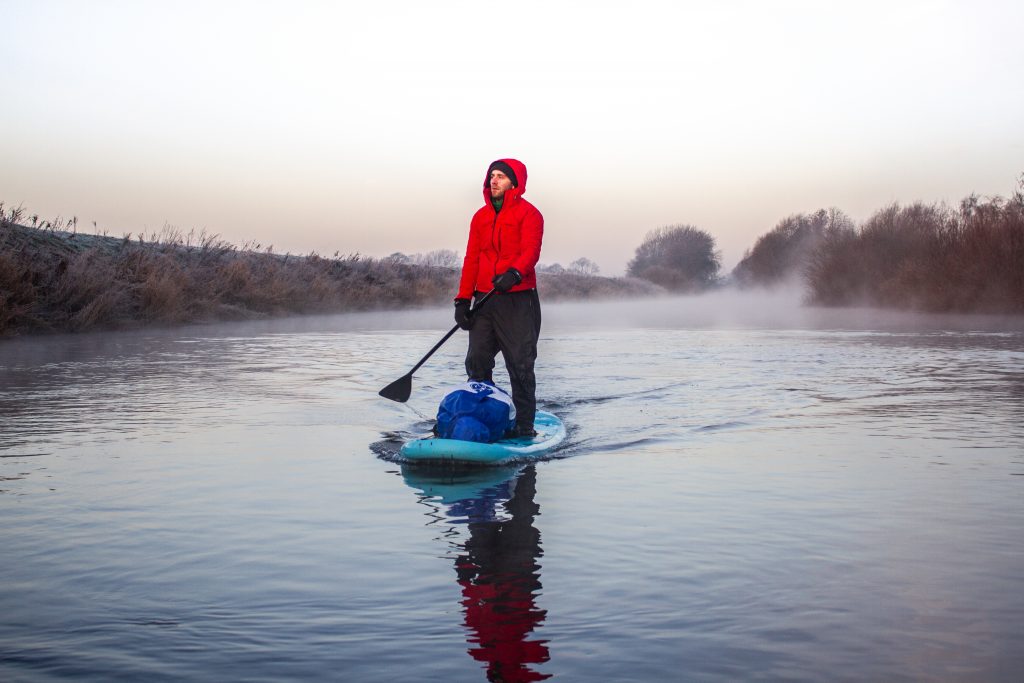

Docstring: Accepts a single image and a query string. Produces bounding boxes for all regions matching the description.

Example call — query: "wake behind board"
[400,411,566,465]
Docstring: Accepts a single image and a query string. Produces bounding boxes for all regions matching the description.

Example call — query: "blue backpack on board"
[435,381,516,443]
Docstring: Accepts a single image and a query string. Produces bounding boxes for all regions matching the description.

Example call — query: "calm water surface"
[2,294,1023,682]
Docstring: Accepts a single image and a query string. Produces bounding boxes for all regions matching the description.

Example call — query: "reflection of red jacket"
[457,158,544,300]
[459,568,550,682]
[456,465,550,682]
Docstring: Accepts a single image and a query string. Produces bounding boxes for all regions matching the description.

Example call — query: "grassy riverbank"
[0,212,659,337]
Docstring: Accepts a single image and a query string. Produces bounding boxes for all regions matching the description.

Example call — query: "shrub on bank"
[805,187,1024,313]
[733,209,853,288]
[539,272,659,301]
[627,225,721,292]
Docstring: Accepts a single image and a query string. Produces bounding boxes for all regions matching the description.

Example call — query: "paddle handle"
[407,289,494,376]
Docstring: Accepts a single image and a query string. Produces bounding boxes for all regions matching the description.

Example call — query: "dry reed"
[0,205,656,337]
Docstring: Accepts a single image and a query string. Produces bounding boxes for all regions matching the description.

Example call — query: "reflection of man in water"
[454,466,550,682]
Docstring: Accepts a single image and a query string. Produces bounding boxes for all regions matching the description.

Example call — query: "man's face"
[489,170,514,198]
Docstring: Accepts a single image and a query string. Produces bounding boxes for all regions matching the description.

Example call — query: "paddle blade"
[379,373,413,403]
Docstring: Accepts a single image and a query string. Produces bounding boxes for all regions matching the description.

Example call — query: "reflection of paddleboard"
[401,464,524,504]
[400,464,524,523]
[400,411,566,465]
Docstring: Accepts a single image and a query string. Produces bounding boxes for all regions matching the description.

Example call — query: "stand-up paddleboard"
[400,411,566,465]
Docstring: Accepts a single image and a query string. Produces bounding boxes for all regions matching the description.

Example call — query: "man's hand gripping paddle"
[378,290,495,403]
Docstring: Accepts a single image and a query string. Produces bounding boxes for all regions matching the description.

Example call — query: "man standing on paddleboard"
[454,158,544,438]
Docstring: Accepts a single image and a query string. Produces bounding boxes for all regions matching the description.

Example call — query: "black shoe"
[506,425,537,439]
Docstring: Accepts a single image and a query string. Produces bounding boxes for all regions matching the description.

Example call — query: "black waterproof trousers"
[466,289,542,431]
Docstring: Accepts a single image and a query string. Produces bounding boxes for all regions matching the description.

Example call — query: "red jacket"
[457,158,544,300]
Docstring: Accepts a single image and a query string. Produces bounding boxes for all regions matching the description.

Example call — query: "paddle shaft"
[408,324,459,376]
[406,289,495,376]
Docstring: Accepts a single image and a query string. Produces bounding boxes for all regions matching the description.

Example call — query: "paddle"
[378,290,495,403]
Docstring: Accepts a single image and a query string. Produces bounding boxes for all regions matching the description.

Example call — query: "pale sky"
[3,0,1022,274]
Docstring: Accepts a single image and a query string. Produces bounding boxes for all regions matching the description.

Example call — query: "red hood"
[483,158,528,204]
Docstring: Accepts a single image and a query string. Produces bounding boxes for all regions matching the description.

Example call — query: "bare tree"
[627,224,720,291]
[568,257,600,275]
[414,249,460,268]
[733,208,853,288]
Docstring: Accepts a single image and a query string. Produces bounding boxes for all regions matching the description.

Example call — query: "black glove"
[491,268,522,293]
[454,298,473,330]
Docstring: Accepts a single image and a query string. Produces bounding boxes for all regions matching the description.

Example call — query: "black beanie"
[487,160,519,188]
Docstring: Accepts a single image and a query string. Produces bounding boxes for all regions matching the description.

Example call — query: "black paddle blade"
[379,373,413,403]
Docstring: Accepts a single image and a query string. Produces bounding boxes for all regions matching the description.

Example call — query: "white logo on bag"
[453,381,515,420]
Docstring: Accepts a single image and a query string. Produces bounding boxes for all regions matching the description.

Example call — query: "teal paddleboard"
[400,411,566,465]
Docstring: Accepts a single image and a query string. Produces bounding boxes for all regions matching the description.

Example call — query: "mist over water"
[2,294,1023,681]
[544,287,1024,332]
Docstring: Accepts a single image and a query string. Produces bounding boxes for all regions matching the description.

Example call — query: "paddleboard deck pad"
[400,411,566,465]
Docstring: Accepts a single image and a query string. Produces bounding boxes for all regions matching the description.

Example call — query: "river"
[2,292,1023,682]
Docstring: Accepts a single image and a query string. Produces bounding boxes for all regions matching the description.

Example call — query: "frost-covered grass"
[0,205,657,336]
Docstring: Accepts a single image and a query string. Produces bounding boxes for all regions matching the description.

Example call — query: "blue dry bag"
[435,381,516,443]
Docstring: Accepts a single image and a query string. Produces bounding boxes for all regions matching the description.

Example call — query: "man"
[454,158,543,438]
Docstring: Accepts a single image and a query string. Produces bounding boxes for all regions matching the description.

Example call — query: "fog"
[10,289,1022,363]
[544,290,1024,333]
[4,290,1022,384]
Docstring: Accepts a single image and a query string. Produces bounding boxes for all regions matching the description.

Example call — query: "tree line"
[621,176,1023,314]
